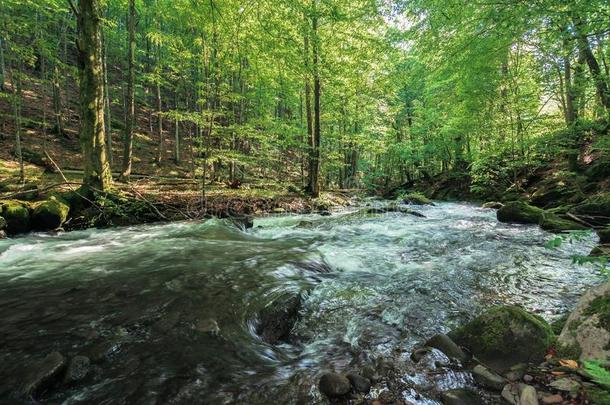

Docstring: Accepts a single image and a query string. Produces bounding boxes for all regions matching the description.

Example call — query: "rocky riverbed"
[0,201,607,404]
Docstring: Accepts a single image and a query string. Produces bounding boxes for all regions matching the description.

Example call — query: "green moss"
[32,196,70,230]
[539,213,588,233]
[556,342,582,360]
[402,192,433,205]
[584,294,610,331]
[0,200,31,234]
[449,306,555,372]
[551,314,570,335]
[570,193,610,226]
[497,201,545,224]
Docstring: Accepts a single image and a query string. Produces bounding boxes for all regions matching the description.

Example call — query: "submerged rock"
[20,351,67,398]
[448,306,554,373]
[558,281,610,361]
[32,196,70,230]
[0,200,31,234]
[256,294,302,344]
[440,388,484,405]
[346,372,371,393]
[362,206,426,217]
[424,334,469,364]
[229,216,254,230]
[497,201,544,225]
[64,355,90,384]
[319,372,351,398]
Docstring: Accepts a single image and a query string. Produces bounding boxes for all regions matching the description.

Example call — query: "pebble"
[541,394,563,404]
[523,374,534,383]
[519,385,539,405]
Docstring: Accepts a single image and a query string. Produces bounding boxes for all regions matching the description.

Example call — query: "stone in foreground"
[319,372,351,398]
[449,306,554,373]
[21,351,67,398]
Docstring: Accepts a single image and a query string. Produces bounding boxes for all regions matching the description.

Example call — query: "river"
[0,202,602,404]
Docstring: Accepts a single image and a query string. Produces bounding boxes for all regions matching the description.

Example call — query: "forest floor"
[0,74,361,229]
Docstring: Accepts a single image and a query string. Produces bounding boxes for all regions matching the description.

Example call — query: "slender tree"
[120,0,136,180]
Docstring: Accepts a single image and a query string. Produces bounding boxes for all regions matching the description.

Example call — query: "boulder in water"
[229,216,254,230]
[32,196,70,230]
[558,281,610,361]
[0,200,31,234]
[64,355,90,384]
[448,306,554,373]
[402,192,434,205]
[256,294,302,344]
[424,334,469,364]
[497,201,544,225]
[346,372,371,393]
[20,351,66,398]
[318,372,351,398]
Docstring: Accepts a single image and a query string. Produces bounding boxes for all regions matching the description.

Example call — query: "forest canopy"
[0,0,609,196]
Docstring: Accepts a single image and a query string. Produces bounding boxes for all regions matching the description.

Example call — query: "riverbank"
[0,164,358,237]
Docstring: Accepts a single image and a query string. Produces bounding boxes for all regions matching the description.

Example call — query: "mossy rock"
[32,196,70,230]
[529,172,587,209]
[497,201,544,224]
[0,200,32,234]
[448,306,554,373]
[570,193,610,226]
[559,282,610,361]
[539,213,588,233]
[402,192,433,205]
[597,227,610,244]
[590,244,610,257]
[0,216,6,230]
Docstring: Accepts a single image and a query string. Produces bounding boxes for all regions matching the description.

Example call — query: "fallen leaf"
[559,359,578,369]
[551,371,566,376]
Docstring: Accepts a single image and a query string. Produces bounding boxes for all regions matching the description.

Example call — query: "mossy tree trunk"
[120,0,136,180]
[76,0,112,192]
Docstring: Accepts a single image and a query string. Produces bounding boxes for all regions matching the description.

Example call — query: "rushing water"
[0,202,603,404]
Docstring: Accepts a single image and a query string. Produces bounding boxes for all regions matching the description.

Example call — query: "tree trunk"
[156,78,163,162]
[76,0,112,191]
[574,18,610,112]
[52,66,64,136]
[103,31,113,168]
[120,0,136,179]
[174,88,180,164]
[9,62,24,183]
[310,7,321,198]
[0,35,5,92]
[563,37,577,125]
